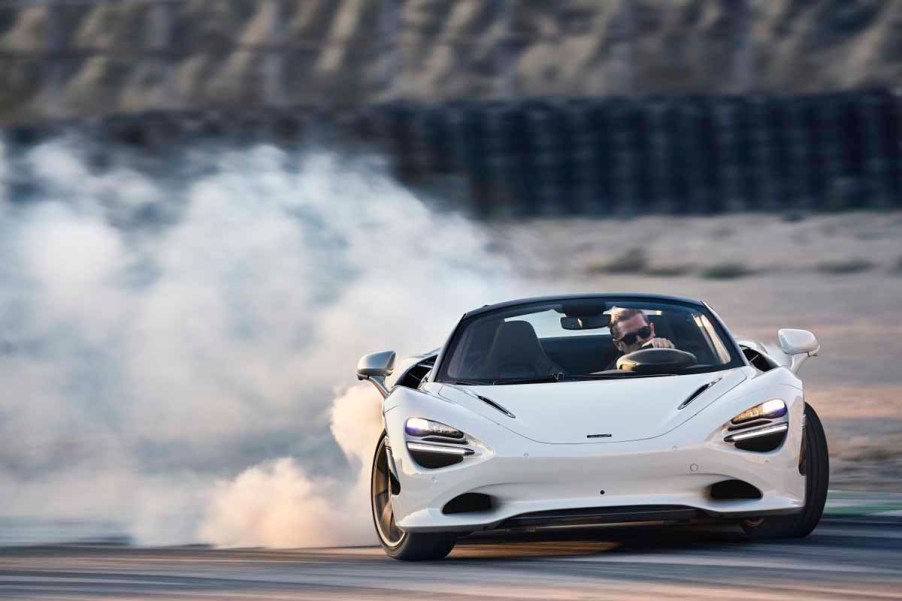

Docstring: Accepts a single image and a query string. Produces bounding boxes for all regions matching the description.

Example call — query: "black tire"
[741,403,829,539]
[371,432,456,561]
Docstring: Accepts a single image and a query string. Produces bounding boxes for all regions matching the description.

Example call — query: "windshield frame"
[432,295,747,385]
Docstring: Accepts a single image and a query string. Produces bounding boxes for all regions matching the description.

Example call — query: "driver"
[608,308,675,365]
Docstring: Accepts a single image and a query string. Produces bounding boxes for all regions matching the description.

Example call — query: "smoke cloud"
[0,134,518,546]
[199,383,383,547]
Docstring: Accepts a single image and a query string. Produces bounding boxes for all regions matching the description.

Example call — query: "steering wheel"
[616,347,698,374]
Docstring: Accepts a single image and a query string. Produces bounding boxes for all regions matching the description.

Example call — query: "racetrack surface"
[2,515,900,600]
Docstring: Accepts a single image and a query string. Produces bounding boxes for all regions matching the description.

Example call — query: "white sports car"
[357,294,828,561]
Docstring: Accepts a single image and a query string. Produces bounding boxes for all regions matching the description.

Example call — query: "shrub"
[699,262,755,279]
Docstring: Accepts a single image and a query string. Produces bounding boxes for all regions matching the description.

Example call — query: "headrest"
[491,321,543,355]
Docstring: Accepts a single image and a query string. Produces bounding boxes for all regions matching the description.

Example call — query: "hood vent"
[678,378,721,410]
[474,393,516,418]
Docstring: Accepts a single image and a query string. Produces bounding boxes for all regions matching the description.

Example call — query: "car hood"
[436,369,748,444]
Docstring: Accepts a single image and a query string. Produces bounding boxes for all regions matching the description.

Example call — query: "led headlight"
[405,418,464,439]
[405,418,471,469]
[731,399,787,425]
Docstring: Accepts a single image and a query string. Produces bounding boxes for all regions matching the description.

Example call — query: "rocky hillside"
[1,0,899,124]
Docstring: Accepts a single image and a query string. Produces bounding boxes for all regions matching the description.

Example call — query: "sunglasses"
[613,325,651,345]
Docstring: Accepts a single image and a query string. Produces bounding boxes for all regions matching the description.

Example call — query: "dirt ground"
[491,210,902,491]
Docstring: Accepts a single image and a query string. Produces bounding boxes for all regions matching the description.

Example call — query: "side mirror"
[777,329,819,374]
[357,350,396,398]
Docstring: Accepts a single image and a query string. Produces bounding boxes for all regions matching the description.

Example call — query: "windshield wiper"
[444,379,493,386]
[448,371,679,386]
[562,372,674,380]
[492,372,565,386]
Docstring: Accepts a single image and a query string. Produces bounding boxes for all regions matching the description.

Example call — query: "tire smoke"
[0,135,517,546]
[199,383,383,547]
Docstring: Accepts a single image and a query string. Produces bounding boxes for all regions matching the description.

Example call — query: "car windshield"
[436,298,743,385]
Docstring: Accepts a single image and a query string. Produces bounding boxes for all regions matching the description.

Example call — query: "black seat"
[542,334,616,374]
[482,321,564,379]
[647,314,676,342]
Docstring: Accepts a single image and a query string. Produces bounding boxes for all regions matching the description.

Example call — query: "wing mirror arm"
[778,329,820,375]
[356,351,396,399]
[359,374,391,398]
[788,351,816,374]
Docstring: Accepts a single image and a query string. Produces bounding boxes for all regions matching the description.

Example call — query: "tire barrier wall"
[3,89,899,218]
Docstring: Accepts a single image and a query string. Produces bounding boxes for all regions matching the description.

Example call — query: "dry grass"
[699,262,756,280]
[586,248,648,275]
[643,264,695,277]
[816,259,876,275]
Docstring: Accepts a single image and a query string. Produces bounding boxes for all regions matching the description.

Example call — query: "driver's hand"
[644,338,675,349]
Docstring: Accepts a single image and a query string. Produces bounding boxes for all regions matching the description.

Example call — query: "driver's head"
[610,308,655,354]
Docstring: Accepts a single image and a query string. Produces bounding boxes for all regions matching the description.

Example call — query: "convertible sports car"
[357,294,828,561]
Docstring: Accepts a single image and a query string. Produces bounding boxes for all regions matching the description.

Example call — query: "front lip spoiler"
[491,504,804,532]
[404,504,805,533]
[496,505,703,530]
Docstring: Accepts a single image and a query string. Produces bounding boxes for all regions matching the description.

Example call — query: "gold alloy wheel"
[371,436,406,548]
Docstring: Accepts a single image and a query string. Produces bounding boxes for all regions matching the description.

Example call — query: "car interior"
[444,308,722,381]
[539,314,713,375]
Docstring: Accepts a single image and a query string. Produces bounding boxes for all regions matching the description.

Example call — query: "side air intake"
[442,493,494,515]
[709,479,763,501]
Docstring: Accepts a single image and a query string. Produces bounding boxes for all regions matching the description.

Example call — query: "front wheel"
[371,432,456,560]
[741,403,829,539]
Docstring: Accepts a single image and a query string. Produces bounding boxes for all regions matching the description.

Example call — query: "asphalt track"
[1,515,900,600]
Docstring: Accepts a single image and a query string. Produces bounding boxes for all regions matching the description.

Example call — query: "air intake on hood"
[678,378,720,410]
[475,393,515,418]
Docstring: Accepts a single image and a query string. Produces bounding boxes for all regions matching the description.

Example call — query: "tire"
[741,403,829,539]
[371,432,456,561]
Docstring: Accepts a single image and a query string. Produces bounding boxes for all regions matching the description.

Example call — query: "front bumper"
[384,387,806,533]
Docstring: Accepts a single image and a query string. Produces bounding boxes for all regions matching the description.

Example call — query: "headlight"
[725,399,789,453]
[404,418,471,469]
[731,399,787,425]
[405,417,464,439]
